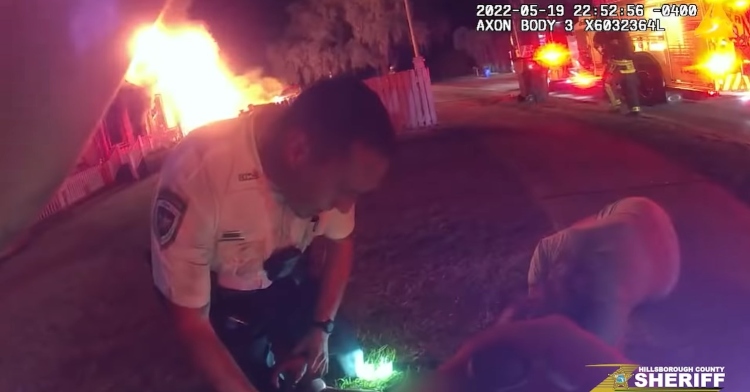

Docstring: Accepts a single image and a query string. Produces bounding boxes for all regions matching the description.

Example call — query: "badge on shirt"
[153,189,187,248]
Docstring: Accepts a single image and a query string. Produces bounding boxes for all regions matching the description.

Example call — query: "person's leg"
[151,271,276,390]
[617,60,640,114]
[263,277,311,357]
[603,63,622,110]
[258,277,324,390]
[622,72,641,114]
[210,287,278,392]
[268,277,363,381]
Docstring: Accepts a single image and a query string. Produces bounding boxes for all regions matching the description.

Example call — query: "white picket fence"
[35,130,180,223]
[364,60,438,133]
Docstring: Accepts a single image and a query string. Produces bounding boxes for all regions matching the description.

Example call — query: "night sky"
[189,0,488,72]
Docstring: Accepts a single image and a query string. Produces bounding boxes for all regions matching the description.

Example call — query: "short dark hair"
[275,77,397,160]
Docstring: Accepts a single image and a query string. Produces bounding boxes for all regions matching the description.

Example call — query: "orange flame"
[125,24,284,134]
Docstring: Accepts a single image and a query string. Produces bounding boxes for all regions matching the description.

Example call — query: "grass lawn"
[336,128,554,378]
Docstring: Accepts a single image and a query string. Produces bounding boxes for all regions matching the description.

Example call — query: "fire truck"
[510,20,574,100]
[565,0,750,104]
[535,0,750,105]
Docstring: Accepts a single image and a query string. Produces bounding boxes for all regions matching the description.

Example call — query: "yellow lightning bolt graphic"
[587,364,639,391]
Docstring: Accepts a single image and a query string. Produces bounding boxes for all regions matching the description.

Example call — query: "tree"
[267,0,430,85]
[452,27,511,71]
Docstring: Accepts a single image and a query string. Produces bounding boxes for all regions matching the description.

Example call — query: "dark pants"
[209,277,360,391]
[603,59,640,112]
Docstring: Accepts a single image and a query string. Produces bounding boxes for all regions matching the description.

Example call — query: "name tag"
[238,171,260,182]
[219,230,245,242]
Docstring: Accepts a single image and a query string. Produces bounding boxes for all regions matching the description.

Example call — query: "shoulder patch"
[153,189,188,248]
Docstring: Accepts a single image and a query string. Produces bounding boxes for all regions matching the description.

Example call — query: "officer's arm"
[0,0,169,251]
[152,146,258,392]
[592,32,603,47]
[592,32,606,53]
[313,206,356,323]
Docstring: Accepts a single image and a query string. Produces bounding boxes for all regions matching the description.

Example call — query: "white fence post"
[364,62,437,135]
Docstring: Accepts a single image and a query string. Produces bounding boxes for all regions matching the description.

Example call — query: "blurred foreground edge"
[0,0,173,251]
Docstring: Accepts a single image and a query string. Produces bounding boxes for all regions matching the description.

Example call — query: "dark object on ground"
[514,58,549,103]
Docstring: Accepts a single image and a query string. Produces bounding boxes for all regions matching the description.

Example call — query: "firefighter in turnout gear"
[593,31,641,115]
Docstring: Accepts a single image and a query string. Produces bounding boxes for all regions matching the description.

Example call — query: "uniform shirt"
[150,115,355,309]
[528,197,680,311]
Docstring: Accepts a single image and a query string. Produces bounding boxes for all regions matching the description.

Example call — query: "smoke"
[233,70,286,103]
[159,0,194,26]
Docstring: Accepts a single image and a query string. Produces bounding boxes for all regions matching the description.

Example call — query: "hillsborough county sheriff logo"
[587,365,725,392]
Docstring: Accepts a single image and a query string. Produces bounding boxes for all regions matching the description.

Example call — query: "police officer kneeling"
[150,78,396,392]
[593,30,641,115]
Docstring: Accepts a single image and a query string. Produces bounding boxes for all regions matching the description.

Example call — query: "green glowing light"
[338,346,402,391]
[354,349,395,381]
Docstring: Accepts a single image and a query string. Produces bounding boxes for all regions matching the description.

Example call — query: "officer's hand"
[293,329,330,377]
[271,355,308,389]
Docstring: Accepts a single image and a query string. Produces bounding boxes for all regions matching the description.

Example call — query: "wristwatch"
[312,319,335,334]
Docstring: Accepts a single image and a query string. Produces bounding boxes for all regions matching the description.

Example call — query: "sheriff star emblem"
[612,369,632,389]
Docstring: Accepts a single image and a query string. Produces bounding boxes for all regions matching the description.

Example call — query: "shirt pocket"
[216,190,272,283]
[216,237,267,277]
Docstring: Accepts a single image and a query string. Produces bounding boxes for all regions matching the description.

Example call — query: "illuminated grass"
[336,346,404,391]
